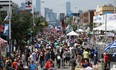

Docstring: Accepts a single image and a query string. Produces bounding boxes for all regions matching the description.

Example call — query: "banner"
[25,0,32,10]
[3,24,9,36]
[93,15,104,23]
[107,14,116,22]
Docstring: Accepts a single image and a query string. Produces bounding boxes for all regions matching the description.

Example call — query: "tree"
[87,23,93,31]
[33,16,48,34]
[0,11,7,24]
[11,10,33,51]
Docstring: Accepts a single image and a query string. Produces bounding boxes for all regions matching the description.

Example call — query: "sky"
[12,0,115,15]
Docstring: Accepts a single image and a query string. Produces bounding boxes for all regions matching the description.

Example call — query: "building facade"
[79,10,95,26]
[95,5,116,15]
[0,0,19,12]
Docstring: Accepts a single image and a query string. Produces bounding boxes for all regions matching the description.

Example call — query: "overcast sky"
[12,0,115,15]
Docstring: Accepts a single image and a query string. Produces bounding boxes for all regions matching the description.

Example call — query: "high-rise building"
[44,8,57,25]
[66,2,71,15]
[36,0,41,13]
[45,8,53,21]
[20,2,25,10]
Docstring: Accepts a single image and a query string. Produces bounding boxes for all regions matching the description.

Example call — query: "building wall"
[96,5,115,15]
[0,0,19,12]
[79,10,95,25]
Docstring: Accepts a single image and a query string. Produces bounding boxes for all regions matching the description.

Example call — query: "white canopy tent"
[76,29,84,32]
[67,31,79,36]
[106,32,115,37]
[93,22,116,31]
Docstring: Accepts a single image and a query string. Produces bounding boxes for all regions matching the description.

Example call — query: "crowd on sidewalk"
[0,31,110,70]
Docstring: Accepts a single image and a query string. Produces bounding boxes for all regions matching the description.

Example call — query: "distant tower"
[19,0,25,10]
[36,0,41,13]
[66,2,71,15]
[21,2,25,10]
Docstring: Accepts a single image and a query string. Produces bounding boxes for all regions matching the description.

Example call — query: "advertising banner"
[25,0,32,10]
[107,14,116,22]
[3,24,9,36]
[93,15,104,23]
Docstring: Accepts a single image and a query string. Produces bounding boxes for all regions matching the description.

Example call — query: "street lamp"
[9,0,12,52]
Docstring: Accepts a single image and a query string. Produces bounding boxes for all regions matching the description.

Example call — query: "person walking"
[12,59,18,70]
[82,49,89,60]
[69,57,77,70]
[39,52,44,68]
[103,53,109,70]
[93,54,98,69]
[56,53,61,68]
[28,61,37,70]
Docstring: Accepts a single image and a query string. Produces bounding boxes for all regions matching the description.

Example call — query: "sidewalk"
[110,62,116,70]
[75,62,102,70]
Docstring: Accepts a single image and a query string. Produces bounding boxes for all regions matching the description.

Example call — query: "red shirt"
[12,61,18,69]
[104,55,108,62]
[45,61,51,69]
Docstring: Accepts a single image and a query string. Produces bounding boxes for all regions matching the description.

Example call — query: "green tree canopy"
[11,10,33,50]
[0,11,7,24]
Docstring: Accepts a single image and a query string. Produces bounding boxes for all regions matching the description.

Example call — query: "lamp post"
[9,0,12,52]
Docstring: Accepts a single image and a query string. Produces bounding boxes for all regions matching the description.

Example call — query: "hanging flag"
[4,13,11,22]
[3,24,9,36]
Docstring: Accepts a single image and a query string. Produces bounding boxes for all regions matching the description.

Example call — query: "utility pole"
[9,0,12,52]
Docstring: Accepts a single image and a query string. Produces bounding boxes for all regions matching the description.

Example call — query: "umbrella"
[104,40,116,51]
[67,31,79,36]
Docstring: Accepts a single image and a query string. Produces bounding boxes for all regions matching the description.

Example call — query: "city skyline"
[66,2,71,14]
[36,0,41,13]
[12,0,115,15]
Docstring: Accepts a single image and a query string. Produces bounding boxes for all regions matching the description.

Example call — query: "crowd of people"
[0,31,110,70]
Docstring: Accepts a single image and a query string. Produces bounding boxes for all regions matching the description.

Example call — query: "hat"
[103,52,106,55]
